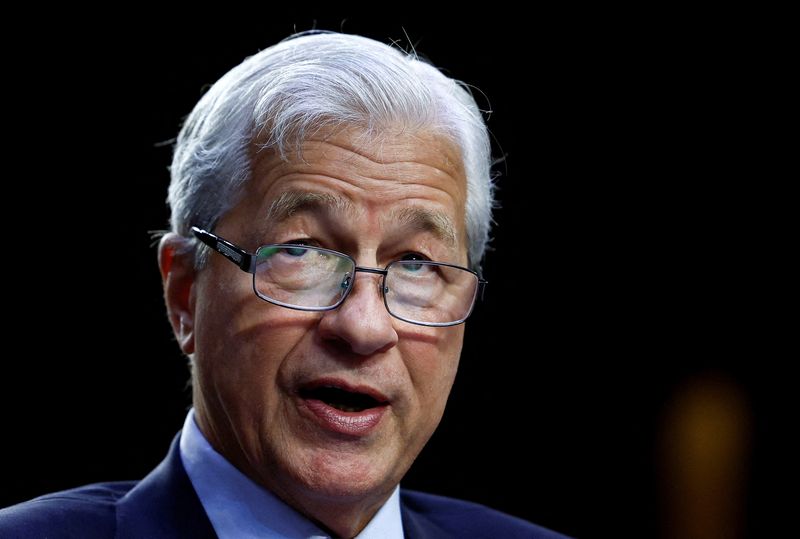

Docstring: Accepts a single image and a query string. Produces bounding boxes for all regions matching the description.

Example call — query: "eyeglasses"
[191,227,487,327]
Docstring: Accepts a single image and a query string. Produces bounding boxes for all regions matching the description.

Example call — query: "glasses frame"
[191,226,487,327]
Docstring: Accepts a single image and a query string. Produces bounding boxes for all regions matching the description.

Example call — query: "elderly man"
[0,31,568,538]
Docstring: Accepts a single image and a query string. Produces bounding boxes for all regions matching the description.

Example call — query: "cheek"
[192,267,314,407]
[403,326,464,413]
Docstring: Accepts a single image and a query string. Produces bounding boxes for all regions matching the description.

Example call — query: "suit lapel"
[116,433,217,539]
[114,433,454,539]
[401,496,452,539]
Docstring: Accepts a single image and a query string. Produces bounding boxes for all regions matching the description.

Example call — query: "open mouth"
[299,385,389,413]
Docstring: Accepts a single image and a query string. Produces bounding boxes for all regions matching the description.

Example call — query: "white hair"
[169,31,495,271]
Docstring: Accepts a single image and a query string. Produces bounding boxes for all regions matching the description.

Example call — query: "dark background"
[1,10,782,539]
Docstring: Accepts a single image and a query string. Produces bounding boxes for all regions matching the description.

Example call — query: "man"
[0,31,569,538]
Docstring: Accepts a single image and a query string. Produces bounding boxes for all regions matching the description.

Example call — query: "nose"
[317,271,399,356]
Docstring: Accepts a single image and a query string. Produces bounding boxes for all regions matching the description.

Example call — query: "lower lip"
[299,398,388,436]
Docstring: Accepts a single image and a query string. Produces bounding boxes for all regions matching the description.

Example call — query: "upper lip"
[298,377,391,404]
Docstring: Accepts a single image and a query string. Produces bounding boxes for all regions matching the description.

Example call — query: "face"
[166,126,468,518]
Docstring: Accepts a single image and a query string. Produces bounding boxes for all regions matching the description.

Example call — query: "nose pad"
[338,273,386,308]
[319,270,399,356]
[340,273,352,290]
[339,273,386,295]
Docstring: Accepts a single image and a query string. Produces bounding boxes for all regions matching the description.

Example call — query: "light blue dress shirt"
[179,409,405,539]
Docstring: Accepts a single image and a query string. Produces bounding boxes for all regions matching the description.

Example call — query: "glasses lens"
[385,261,479,325]
[254,245,354,309]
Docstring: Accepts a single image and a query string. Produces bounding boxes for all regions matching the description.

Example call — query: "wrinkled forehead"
[263,189,459,250]
[228,126,469,246]
[251,124,466,186]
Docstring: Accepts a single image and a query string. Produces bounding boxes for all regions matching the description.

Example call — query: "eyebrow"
[264,189,457,249]
[266,190,355,224]
[389,206,458,249]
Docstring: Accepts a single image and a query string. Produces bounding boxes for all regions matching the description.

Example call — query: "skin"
[159,126,469,538]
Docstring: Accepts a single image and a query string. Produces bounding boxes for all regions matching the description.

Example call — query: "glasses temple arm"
[190,227,254,272]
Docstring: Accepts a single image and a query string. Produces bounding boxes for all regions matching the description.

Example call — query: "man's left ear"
[158,233,197,355]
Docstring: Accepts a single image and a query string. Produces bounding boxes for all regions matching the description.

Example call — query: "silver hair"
[168,31,495,271]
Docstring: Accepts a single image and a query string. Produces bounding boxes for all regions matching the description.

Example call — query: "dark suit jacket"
[0,434,569,538]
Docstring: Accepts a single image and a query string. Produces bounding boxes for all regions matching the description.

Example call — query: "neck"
[281,488,394,538]
[193,401,396,538]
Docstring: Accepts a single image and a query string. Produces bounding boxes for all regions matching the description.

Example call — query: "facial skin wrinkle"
[267,189,457,250]
[303,135,464,180]
[253,136,465,213]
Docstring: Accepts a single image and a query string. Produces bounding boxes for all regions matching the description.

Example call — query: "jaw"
[272,395,406,497]
[193,385,401,534]
[256,425,405,538]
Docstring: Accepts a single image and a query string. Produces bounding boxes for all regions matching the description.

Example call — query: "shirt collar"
[179,409,404,539]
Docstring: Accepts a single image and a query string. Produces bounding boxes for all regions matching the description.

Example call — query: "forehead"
[231,126,468,239]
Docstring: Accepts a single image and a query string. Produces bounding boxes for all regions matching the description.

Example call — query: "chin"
[290,446,397,501]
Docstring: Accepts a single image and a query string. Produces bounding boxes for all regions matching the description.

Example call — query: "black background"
[1,10,783,538]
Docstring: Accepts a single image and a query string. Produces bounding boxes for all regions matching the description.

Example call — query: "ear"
[158,233,197,355]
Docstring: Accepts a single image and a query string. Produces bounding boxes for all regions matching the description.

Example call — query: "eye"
[399,252,429,272]
[284,246,307,257]
[282,239,313,257]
